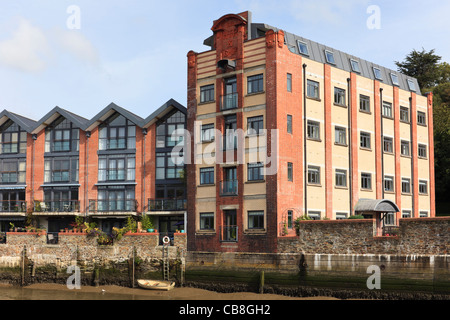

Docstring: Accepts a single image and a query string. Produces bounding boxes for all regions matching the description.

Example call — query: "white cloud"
[0,18,51,73]
[52,28,99,65]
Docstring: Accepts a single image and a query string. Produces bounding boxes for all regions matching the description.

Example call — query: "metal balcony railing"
[220,180,238,196]
[0,201,27,213]
[148,199,187,212]
[221,93,238,111]
[34,201,80,213]
[89,199,137,213]
[220,225,238,242]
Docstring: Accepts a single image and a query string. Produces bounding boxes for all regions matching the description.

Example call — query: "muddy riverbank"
[0,283,338,300]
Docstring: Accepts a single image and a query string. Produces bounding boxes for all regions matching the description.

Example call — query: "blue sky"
[0,0,449,121]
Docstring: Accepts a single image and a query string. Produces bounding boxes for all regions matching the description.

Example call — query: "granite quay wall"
[0,232,188,287]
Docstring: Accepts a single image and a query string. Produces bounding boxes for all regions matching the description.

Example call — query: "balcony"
[220,225,238,242]
[148,199,187,212]
[0,201,27,213]
[221,93,238,111]
[220,180,238,196]
[34,201,80,214]
[89,199,137,213]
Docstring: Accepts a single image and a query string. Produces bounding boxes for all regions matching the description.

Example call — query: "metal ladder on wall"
[163,244,170,281]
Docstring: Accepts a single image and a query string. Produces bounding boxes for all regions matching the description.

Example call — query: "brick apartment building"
[186,12,435,253]
[0,100,187,240]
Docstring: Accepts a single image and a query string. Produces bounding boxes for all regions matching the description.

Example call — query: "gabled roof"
[141,99,186,129]
[0,110,37,133]
[355,199,400,213]
[32,106,89,134]
[84,102,145,132]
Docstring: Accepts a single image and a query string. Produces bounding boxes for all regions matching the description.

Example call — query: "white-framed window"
[335,169,347,187]
[419,180,428,194]
[402,178,411,194]
[361,173,372,190]
[360,132,371,149]
[402,211,411,218]
[335,126,347,145]
[308,211,321,220]
[384,176,394,192]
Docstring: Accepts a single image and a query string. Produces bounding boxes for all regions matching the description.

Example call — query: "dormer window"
[373,67,383,81]
[325,50,336,64]
[390,73,400,86]
[45,117,80,153]
[407,79,416,92]
[350,59,361,73]
[297,41,309,56]
[0,120,27,154]
[98,113,136,151]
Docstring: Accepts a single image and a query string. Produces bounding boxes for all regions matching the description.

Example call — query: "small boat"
[137,279,176,291]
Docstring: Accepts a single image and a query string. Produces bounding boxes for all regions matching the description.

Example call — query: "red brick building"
[186,12,435,253]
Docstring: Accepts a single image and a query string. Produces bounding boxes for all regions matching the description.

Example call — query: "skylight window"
[407,79,416,92]
[325,50,336,64]
[350,59,361,73]
[373,67,383,80]
[390,73,400,86]
[297,41,309,56]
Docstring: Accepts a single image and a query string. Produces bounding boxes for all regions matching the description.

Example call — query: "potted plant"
[141,215,154,233]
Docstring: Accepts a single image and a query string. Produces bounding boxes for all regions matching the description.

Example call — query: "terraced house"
[186,11,435,253]
[0,100,187,244]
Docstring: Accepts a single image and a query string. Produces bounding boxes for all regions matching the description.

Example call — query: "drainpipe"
[302,63,308,218]
[85,131,91,218]
[347,77,353,216]
[142,128,147,214]
[409,97,415,217]
[380,88,385,199]
[31,134,37,208]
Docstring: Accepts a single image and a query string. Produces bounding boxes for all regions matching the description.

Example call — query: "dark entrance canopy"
[354,199,400,214]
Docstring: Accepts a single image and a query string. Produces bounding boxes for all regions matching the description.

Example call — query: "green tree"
[395,48,442,91]
[396,49,450,215]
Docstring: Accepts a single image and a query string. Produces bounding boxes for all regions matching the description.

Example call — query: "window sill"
[333,103,347,108]
[245,180,265,184]
[244,229,266,235]
[418,156,428,160]
[201,139,215,144]
[359,110,372,115]
[246,91,265,97]
[306,97,321,102]
[360,147,372,152]
[246,133,265,138]
[198,184,215,188]
[401,154,411,159]
[335,186,348,190]
[360,188,373,192]
[384,190,395,195]
[307,183,322,187]
[196,230,216,235]
[401,193,412,196]
[334,142,348,147]
[307,138,322,143]
[400,120,411,124]
[198,101,216,106]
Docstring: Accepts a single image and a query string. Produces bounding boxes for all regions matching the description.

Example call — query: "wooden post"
[259,271,265,294]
